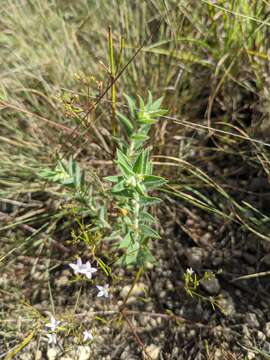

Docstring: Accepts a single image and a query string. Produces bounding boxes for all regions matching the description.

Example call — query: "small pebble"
[200,276,221,295]
[264,322,270,339]
[120,283,146,299]
[245,313,260,329]
[144,344,161,360]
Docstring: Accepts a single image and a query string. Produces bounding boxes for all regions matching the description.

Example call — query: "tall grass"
[1,0,270,265]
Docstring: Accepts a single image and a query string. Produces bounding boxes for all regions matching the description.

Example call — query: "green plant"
[106,92,167,266]
[39,93,167,268]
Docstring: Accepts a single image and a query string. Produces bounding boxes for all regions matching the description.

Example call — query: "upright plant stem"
[120,266,144,311]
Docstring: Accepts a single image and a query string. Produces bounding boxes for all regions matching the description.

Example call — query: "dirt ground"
[2,195,270,360]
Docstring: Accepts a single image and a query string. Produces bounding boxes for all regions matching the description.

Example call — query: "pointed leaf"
[117,112,134,136]
[142,175,167,189]
[140,224,160,239]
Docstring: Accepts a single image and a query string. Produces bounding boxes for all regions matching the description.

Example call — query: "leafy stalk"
[106,92,167,267]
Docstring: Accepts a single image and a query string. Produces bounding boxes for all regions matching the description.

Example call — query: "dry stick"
[122,313,153,360]
[108,26,117,137]
[206,58,236,135]
[75,309,209,329]
[1,308,211,329]
[55,95,270,149]
[72,95,270,148]
[0,211,70,255]
[0,100,80,136]
[57,41,147,162]
[158,114,270,147]
[124,310,209,328]
[233,271,270,282]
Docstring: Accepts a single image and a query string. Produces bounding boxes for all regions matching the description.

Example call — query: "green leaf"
[133,148,150,175]
[124,247,139,265]
[142,148,150,174]
[124,94,136,119]
[142,175,167,189]
[68,156,74,176]
[39,157,86,191]
[138,95,145,118]
[111,135,128,150]
[135,182,146,196]
[97,259,111,276]
[111,179,126,193]
[150,96,163,111]
[117,112,134,136]
[104,175,122,183]
[147,91,153,105]
[140,195,162,205]
[130,133,149,143]
[116,149,134,178]
[139,211,156,224]
[119,232,133,249]
[133,151,145,174]
[138,247,156,264]
[138,116,157,125]
[140,224,160,239]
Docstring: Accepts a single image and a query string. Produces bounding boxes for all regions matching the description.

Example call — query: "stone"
[35,350,43,360]
[211,349,223,359]
[200,276,221,295]
[212,325,224,339]
[120,283,146,300]
[77,345,91,360]
[245,313,260,329]
[144,344,161,360]
[264,322,270,339]
[47,348,60,360]
[216,291,235,316]
[243,253,257,265]
[185,247,207,270]
[200,232,213,248]
[261,254,270,266]
[246,352,256,360]
[120,350,130,359]
[263,341,270,353]
[19,354,32,360]
[55,275,69,288]
[242,324,251,337]
[256,330,266,342]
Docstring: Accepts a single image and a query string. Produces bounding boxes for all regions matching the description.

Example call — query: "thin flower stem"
[120,266,144,312]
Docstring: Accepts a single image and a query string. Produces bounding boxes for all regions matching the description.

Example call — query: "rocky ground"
[2,198,270,360]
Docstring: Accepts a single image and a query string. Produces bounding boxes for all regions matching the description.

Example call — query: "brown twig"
[122,312,153,360]
[0,211,70,255]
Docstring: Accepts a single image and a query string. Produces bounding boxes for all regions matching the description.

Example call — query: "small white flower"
[69,258,97,279]
[96,284,109,298]
[186,268,194,276]
[69,257,84,275]
[47,333,57,345]
[81,261,97,280]
[83,330,93,342]
[45,315,61,331]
